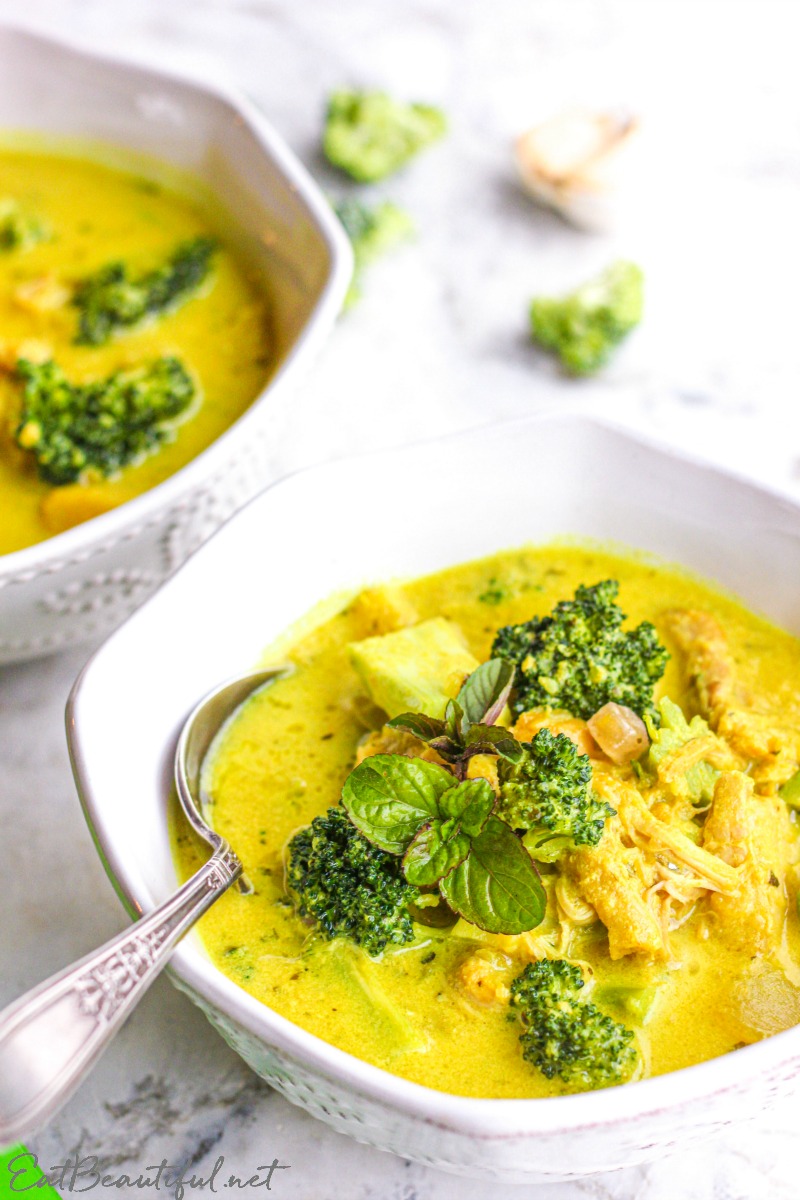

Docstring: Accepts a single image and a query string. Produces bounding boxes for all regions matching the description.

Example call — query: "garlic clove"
[515,110,642,232]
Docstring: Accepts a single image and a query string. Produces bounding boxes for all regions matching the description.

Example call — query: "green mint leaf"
[341,754,455,853]
[457,659,515,726]
[438,778,495,836]
[440,816,545,933]
[387,712,446,741]
[403,820,471,887]
[444,698,466,742]
[426,735,463,762]
[464,723,524,762]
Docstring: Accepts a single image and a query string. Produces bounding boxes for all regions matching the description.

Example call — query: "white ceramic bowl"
[0,25,351,664]
[68,416,800,1183]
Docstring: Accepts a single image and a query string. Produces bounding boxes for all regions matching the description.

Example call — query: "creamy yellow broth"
[173,544,800,1098]
[0,148,273,554]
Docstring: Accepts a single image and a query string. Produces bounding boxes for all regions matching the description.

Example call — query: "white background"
[2,1,800,1197]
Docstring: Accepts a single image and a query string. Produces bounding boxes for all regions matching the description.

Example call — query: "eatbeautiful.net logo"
[5,1151,290,1196]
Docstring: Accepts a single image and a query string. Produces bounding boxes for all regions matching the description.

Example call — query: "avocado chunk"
[348,617,479,719]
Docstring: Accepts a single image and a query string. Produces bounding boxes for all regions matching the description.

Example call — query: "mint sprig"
[389,658,523,778]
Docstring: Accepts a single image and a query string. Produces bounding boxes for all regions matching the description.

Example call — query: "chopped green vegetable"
[334,198,413,308]
[780,769,800,810]
[14,356,196,485]
[644,696,719,804]
[529,260,643,376]
[286,805,419,957]
[593,983,660,1025]
[498,728,614,855]
[349,617,479,720]
[73,235,216,345]
[0,199,48,252]
[492,579,668,721]
[323,89,446,182]
[510,959,638,1088]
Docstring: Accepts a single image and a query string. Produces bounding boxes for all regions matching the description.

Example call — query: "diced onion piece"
[587,702,649,764]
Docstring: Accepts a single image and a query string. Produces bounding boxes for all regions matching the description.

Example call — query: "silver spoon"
[0,667,284,1148]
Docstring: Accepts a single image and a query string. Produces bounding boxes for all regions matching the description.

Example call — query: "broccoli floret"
[497,728,613,854]
[323,89,446,182]
[0,199,48,252]
[510,959,637,1088]
[14,356,196,485]
[334,198,413,308]
[492,579,668,722]
[529,260,643,376]
[286,806,419,957]
[73,236,216,345]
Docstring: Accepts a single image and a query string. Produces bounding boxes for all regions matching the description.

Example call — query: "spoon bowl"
[0,667,284,1149]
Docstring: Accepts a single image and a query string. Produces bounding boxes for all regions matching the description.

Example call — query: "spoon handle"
[0,847,240,1147]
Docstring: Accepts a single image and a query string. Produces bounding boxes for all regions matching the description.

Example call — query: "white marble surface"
[3,0,800,1196]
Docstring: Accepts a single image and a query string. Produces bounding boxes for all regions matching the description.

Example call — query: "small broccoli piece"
[14,356,196,485]
[334,198,413,308]
[510,959,637,1088]
[492,579,668,722]
[529,260,643,375]
[0,199,48,252]
[73,236,216,345]
[323,89,446,182]
[497,728,613,854]
[644,696,719,804]
[286,806,420,957]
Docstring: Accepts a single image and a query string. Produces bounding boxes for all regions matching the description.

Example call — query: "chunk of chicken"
[567,818,666,960]
[348,585,418,638]
[455,948,513,1008]
[702,770,793,954]
[39,485,118,534]
[664,608,800,789]
[663,608,741,720]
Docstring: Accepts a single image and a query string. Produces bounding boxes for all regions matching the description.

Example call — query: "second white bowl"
[0,25,351,663]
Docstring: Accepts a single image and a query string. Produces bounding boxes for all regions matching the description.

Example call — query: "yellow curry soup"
[173,544,800,1099]
[0,148,273,554]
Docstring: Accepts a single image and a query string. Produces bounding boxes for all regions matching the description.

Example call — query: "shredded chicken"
[664,608,800,791]
[567,815,665,960]
[702,770,794,954]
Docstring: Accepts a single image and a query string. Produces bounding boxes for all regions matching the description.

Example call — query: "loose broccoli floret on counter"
[334,198,414,308]
[14,356,196,485]
[286,806,420,957]
[510,959,637,1088]
[529,260,643,375]
[492,579,668,722]
[323,89,447,182]
[73,235,216,345]
[497,728,613,855]
[0,199,48,252]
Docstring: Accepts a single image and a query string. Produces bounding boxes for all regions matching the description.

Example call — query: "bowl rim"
[67,411,800,1140]
[0,21,353,581]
